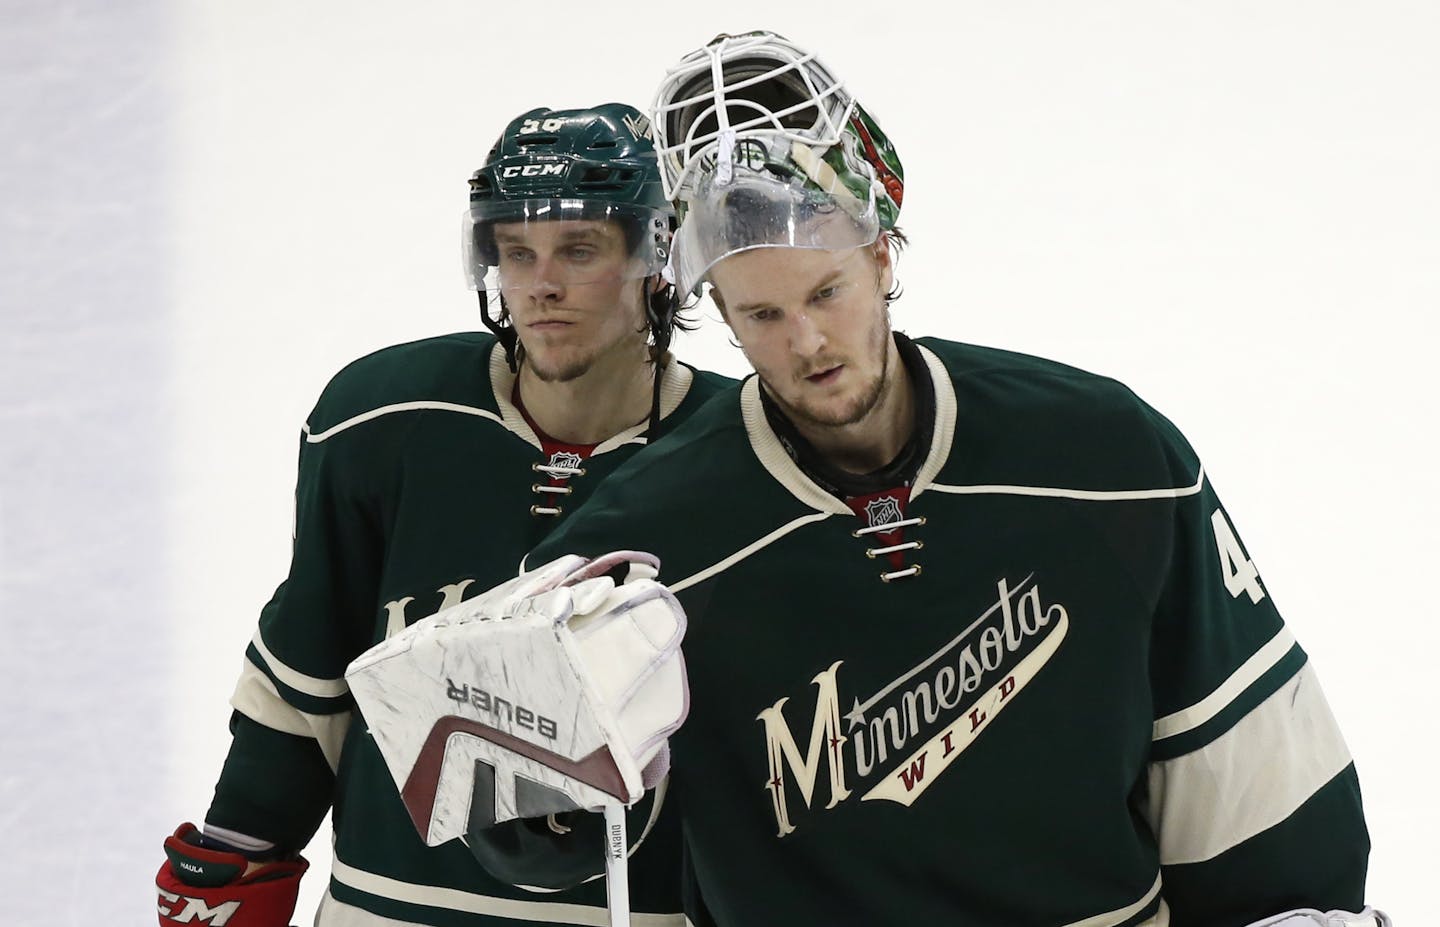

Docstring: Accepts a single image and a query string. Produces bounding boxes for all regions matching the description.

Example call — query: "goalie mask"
[464,104,678,370]
[652,31,905,295]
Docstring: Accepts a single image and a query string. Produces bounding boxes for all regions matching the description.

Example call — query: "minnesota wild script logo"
[756,575,1069,836]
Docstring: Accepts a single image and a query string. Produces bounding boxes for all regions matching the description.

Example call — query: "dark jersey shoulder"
[536,338,1204,583]
[530,376,814,584]
[684,366,739,401]
[916,336,1199,491]
[307,331,498,435]
[644,369,751,457]
[533,363,752,514]
[653,363,740,440]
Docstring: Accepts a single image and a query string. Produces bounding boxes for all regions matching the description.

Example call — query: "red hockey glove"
[156,823,308,927]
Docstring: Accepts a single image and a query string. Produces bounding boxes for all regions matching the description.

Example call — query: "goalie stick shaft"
[604,802,630,927]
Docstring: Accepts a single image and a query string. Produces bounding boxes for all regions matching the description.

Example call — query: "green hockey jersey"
[526,335,1370,927]
[205,331,735,926]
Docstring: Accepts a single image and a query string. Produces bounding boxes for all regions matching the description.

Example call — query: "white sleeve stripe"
[928,465,1204,502]
[329,855,685,925]
[230,662,350,772]
[1152,626,1297,741]
[201,824,276,855]
[304,401,506,443]
[1145,663,1353,866]
[251,631,350,698]
[669,512,835,593]
[1058,871,1162,927]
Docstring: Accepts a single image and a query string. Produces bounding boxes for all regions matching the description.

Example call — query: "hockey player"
[155,103,734,926]
[347,34,1388,927]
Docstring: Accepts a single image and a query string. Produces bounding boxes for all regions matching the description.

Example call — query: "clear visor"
[461,199,671,293]
[669,154,879,297]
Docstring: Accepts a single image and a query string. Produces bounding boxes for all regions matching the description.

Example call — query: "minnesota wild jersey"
[527,334,1370,927]
[205,331,735,926]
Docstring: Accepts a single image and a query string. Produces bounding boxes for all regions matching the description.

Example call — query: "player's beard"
[518,306,647,385]
[524,351,596,384]
[522,323,648,384]
[769,309,893,430]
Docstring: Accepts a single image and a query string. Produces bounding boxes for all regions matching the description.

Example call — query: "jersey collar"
[488,343,695,454]
[741,336,958,514]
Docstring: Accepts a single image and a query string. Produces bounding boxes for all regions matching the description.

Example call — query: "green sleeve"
[206,713,336,852]
[206,409,387,851]
[1141,409,1369,924]
[1161,768,1369,926]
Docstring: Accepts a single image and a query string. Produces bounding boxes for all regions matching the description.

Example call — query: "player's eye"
[812,284,840,303]
[565,246,597,262]
[504,248,535,264]
[751,307,779,322]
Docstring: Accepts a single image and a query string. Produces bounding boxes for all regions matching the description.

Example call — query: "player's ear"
[871,237,894,297]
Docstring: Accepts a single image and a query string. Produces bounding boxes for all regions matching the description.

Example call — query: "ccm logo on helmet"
[501,164,565,178]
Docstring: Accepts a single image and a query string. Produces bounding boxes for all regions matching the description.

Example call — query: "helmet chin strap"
[644,276,673,440]
[477,289,520,372]
[647,358,664,441]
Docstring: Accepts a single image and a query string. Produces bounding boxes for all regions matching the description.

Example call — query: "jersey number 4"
[1211,508,1265,604]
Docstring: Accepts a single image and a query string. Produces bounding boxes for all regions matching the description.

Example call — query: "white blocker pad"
[1246,908,1392,927]
[345,552,689,846]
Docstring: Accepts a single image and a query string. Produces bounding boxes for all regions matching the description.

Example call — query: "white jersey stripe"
[315,892,421,925]
[303,352,696,447]
[251,631,350,698]
[1059,871,1164,927]
[928,466,1205,502]
[328,856,684,926]
[304,401,506,444]
[1145,663,1353,866]
[670,512,836,593]
[1152,626,1297,741]
[230,661,351,771]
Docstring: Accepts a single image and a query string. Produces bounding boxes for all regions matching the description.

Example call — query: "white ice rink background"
[2,1,1436,922]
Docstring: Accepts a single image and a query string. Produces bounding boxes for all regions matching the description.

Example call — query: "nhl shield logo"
[863,495,902,529]
[548,451,584,472]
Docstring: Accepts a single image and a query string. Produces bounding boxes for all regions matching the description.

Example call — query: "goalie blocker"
[345,551,688,847]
